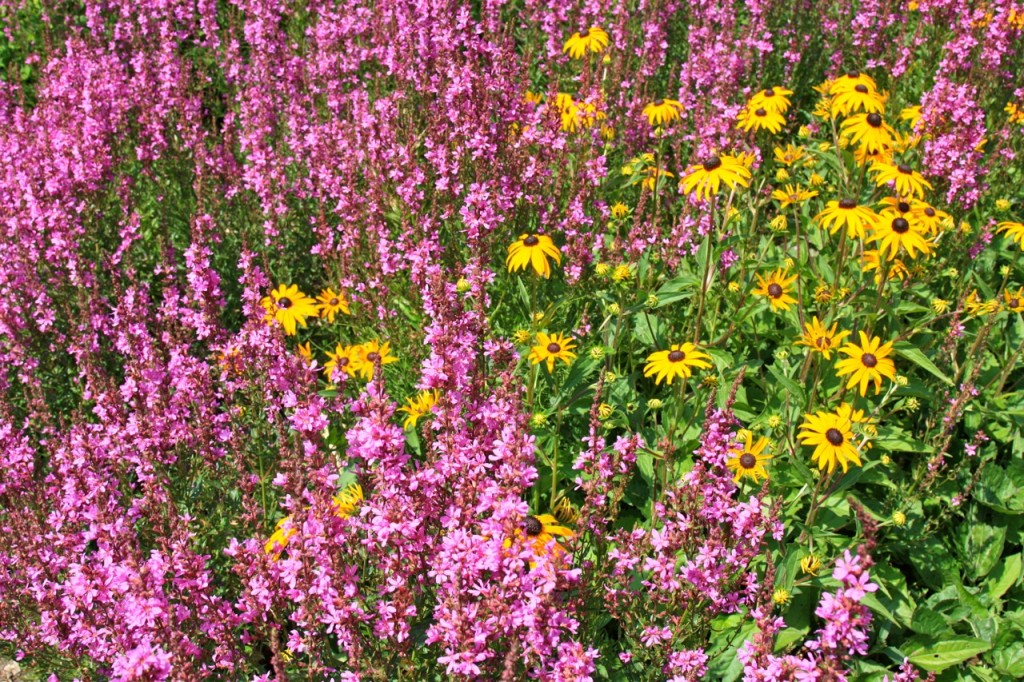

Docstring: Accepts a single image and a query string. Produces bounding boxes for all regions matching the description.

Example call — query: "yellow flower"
[835,331,897,396]
[869,161,933,199]
[798,410,862,474]
[680,154,752,201]
[892,511,907,527]
[725,429,772,483]
[610,202,630,218]
[771,184,818,209]
[261,284,319,336]
[900,105,922,129]
[562,27,610,59]
[332,483,364,517]
[815,199,878,240]
[773,144,805,166]
[774,168,790,182]
[316,288,351,322]
[737,105,786,134]
[931,298,950,314]
[512,329,532,345]
[324,345,359,382]
[772,588,791,605]
[828,71,878,94]
[552,494,580,526]
[801,554,823,576]
[997,221,1024,250]
[965,290,1000,317]
[995,199,1011,212]
[910,202,949,236]
[830,82,886,117]
[748,86,794,114]
[507,233,561,278]
[641,166,674,191]
[872,210,932,260]
[643,342,713,385]
[555,93,605,133]
[795,316,850,360]
[297,342,313,365]
[597,403,614,420]
[352,340,398,380]
[612,264,633,282]
[529,332,577,372]
[862,249,909,283]
[518,514,574,565]
[398,390,440,429]
[1003,287,1024,313]
[643,98,684,126]
[840,113,895,155]
[836,402,877,436]
[769,215,788,232]
[753,268,799,311]
[265,483,363,558]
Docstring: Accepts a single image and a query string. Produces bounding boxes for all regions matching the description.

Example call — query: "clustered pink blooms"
[738,547,880,681]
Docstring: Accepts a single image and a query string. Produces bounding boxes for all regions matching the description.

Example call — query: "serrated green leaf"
[906,637,991,672]
[894,342,953,385]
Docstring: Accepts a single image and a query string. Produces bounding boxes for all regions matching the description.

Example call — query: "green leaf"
[986,553,1022,600]
[905,637,991,672]
[975,462,1024,514]
[894,342,953,386]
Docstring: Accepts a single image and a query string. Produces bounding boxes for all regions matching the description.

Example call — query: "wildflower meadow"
[2,1,1024,680]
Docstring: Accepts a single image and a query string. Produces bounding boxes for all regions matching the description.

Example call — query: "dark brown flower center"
[366,352,380,362]
[338,357,349,366]
[547,342,562,354]
[898,201,910,213]
[703,156,722,171]
[866,113,882,127]
[924,207,935,217]
[739,453,757,469]
[755,107,767,116]
[668,349,686,362]
[654,98,665,106]
[826,428,844,446]
[768,283,784,298]
[524,515,542,536]
[854,84,869,93]
[277,297,292,309]
[524,235,540,246]
[847,70,861,78]
[892,217,910,234]
[838,198,857,209]
[897,163,912,174]
[579,28,590,38]
[764,88,775,97]
[1010,298,1021,308]
[329,297,339,306]
[861,352,878,368]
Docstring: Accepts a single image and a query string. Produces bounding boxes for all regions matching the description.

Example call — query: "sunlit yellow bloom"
[317,288,351,322]
[965,290,1000,317]
[798,410,862,474]
[737,105,786,134]
[1006,101,1024,124]
[552,494,580,526]
[529,332,577,372]
[813,285,833,304]
[562,27,610,59]
[813,96,834,121]
[643,98,683,126]
[555,93,605,133]
[796,316,850,360]
[753,269,799,311]
[748,86,794,114]
[837,402,877,436]
[643,342,713,385]
[726,429,772,483]
[612,264,633,282]
[830,82,886,117]
[870,161,933,199]
[841,113,895,154]
[265,484,363,557]
[815,199,878,240]
[297,342,313,365]
[835,331,897,396]
[998,221,1024,250]
[828,71,878,94]
[610,202,630,218]
[773,144,805,166]
[524,91,544,106]
[641,166,674,191]
[515,514,574,566]
[261,284,319,336]
[931,298,949,314]
[680,154,752,201]
[398,390,440,429]
[1003,287,1024,313]
[771,184,818,209]
[862,249,909,282]
[507,233,561,278]
[801,554,823,576]
[872,209,932,260]
[900,105,922,129]
[352,340,398,380]
[910,202,949,236]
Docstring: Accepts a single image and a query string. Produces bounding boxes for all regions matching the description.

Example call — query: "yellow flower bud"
[772,588,791,605]
[606,303,621,316]
[775,168,790,182]
[588,346,606,360]
[456,277,471,293]
[597,403,614,420]
[595,262,611,276]
[530,413,549,427]
[996,199,1011,212]
[647,398,663,410]
[800,555,822,576]
[892,511,907,527]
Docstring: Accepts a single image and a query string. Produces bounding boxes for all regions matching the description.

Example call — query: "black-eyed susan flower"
[798,410,862,474]
[836,402,877,436]
[324,343,360,382]
[835,331,896,396]
[753,269,798,311]
[815,199,878,240]
[862,249,910,283]
[900,105,922,129]
[872,210,932,260]
[965,290,1000,317]
[333,483,364,517]
[562,27,610,59]
[529,332,577,372]
[870,161,933,199]
[680,154,752,201]
[507,233,561,278]
[801,554,823,576]
[610,202,630,218]
[795,316,850,360]
[771,184,818,209]
[642,98,683,126]
[265,483,363,558]
[552,494,580,526]
[261,284,319,336]
[773,143,805,166]
[398,390,440,429]
[748,86,793,114]
[297,342,313,365]
[830,82,886,117]
[352,340,398,380]
[519,514,574,565]
[910,202,949,236]
[643,342,712,385]
[1003,287,1024,313]
[317,288,351,322]
[726,429,772,483]
[737,105,786,134]
[998,221,1024,250]
[555,93,605,133]
[828,71,878,94]
[841,112,895,153]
